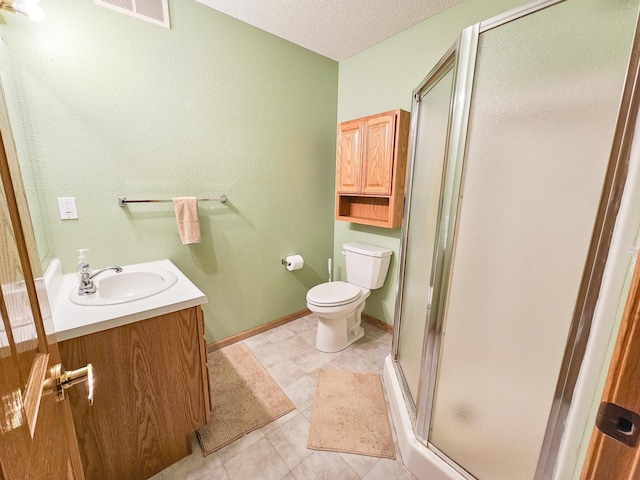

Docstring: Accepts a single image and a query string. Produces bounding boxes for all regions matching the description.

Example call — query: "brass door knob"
[43,363,94,405]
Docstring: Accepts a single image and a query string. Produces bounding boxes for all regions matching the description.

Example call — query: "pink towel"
[173,197,201,244]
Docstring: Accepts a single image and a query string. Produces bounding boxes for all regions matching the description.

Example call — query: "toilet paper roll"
[285,255,304,271]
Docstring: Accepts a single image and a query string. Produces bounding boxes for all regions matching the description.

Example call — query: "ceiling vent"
[95,0,170,29]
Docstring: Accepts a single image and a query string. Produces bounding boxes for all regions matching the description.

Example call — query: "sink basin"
[69,269,178,306]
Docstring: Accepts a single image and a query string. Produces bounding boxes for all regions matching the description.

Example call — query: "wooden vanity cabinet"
[59,306,211,480]
[336,109,410,228]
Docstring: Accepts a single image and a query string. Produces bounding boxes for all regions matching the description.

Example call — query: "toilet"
[306,242,392,353]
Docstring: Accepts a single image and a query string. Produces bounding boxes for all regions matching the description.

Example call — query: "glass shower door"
[392,0,640,479]
[393,54,455,411]
[423,1,640,479]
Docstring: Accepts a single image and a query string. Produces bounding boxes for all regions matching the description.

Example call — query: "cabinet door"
[336,119,363,193]
[362,113,396,195]
[60,308,209,480]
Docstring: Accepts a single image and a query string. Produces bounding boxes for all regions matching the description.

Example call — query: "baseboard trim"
[362,313,393,333]
[207,309,312,353]
[206,309,392,353]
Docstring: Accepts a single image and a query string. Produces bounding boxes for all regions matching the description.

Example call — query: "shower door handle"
[595,401,640,447]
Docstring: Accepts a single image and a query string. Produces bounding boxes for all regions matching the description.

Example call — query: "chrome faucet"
[77,264,123,296]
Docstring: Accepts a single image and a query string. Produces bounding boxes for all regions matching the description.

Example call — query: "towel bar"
[118,195,227,207]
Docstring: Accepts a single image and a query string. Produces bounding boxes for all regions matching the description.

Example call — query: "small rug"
[308,369,396,459]
[197,343,295,455]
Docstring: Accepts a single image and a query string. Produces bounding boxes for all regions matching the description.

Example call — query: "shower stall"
[385,1,640,479]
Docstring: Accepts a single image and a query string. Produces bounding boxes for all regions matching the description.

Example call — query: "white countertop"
[50,259,207,341]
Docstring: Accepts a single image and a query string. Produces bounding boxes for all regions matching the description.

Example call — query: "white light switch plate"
[57,197,78,219]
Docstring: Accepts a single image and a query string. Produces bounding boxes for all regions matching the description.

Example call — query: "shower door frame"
[391,0,639,478]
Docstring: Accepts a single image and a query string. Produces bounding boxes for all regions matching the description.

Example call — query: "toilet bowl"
[306,281,370,352]
[306,243,392,353]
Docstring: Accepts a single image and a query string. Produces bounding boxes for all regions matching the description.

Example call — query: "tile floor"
[153,314,417,480]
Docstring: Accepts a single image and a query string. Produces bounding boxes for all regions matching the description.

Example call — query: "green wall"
[1,0,551,342]
[1,0,338,342]
[334,0,530,325]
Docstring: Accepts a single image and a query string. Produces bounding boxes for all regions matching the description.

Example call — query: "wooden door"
[0,89,84,479]
[362,113,395,195]
[336,119,363,193]
[581,260,640,479]
[580,15,640,480]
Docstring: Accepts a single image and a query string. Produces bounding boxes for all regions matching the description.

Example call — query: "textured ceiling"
[194,0,464,61]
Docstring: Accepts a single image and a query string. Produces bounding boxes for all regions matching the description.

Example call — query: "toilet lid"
[307,281,362,306]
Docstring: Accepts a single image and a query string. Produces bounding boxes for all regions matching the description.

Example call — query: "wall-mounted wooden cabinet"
[335,109,410,228]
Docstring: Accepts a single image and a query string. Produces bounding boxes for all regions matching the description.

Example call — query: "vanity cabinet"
[335,109,411,228]
[59,306,211,480]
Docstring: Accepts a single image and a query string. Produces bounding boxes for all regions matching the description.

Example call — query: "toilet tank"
[343,242,393,289]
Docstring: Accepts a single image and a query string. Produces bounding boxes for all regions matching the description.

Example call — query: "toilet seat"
[306,281,362,307]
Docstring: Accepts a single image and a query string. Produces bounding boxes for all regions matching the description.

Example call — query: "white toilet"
[306,242,392,353]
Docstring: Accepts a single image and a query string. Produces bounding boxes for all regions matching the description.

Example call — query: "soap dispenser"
[76,249,91,280]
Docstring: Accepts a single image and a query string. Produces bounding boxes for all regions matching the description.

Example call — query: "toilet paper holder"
[281,255,304,271]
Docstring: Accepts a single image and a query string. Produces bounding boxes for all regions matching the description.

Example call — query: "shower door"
[392,49,456,414]
[392,0,640,479]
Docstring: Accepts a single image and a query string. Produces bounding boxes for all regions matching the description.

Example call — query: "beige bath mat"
[197,342,295,455]
[308,369,395,459]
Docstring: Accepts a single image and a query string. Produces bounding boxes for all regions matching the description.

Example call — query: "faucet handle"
[78,263,96,295]
[80,263,92,281]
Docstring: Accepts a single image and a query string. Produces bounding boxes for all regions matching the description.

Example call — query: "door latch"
[43,363,94,405]
[595,401,640,447]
